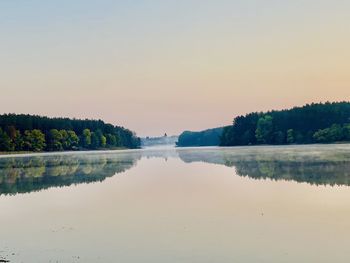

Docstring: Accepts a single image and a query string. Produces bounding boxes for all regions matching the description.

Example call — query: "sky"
[0,0,349,136]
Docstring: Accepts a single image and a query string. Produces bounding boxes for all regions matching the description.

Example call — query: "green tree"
[5,126,17,140]
[59,130,69,150]
[106,134,117,147]
[0,128,14,151]
[4,126,23,150]
[24,129,46,152]
[286,129,294,144]
[255,115,273,144]
[81,129,92,148]
[329,124,343,141]
[48,129,63,151]
[343,124,350,141]
[100,134,107,148]
[91,130,106,149]
[91,132,100,149]
[67,130,79,150]
[13,130,24,151]
[313,129,328,143]
[313,124,343,143]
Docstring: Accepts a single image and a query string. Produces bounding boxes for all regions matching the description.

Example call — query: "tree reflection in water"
[0,152,141,195]
[177,145,350,187]
[1,145,350,196]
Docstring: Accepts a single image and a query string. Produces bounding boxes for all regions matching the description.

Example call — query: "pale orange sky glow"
[1,1,349,136]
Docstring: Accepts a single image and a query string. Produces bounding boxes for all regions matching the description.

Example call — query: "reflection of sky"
[1,146,350,262]
[1,1,350,135]
[1,144,350,196]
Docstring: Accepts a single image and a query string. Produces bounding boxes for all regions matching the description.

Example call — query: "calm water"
[1,145,350,262]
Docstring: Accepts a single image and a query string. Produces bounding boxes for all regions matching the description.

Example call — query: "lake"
[1,145,350,262]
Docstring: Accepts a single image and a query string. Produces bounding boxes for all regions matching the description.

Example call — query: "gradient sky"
[1,1,349,136]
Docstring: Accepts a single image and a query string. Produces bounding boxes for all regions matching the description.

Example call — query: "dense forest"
[220,102,350,146]
[176,127,225,147]
[0,114,140,152]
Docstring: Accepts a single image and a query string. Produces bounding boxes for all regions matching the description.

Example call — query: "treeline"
[177,127,225,147]
[0,114,140,152]
[220,102,350,146]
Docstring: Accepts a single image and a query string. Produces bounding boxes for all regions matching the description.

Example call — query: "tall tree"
[106,134,117,147]
[59,130,69,150]
[81,129,92,148]
[13,130,24,151]
[67,130,79,150]
[47,129,63,151]
[255,115,273,144]
[23,130,46,152]
[0,128,14,151]
[286,129,294,144]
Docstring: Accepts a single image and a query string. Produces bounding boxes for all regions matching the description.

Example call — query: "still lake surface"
[1,145,350,262]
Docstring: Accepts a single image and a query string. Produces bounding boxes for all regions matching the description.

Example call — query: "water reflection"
[0,152,141,195]
[1,145,350,195]
[177,145,350,187]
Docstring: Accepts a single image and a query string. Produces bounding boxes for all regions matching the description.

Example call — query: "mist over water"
[1,144,350,262]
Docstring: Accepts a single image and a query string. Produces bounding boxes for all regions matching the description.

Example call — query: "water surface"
[1,145,350,262]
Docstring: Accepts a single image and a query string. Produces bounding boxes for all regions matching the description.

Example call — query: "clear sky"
[1,1,349,136]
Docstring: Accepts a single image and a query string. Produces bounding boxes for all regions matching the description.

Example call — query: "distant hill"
[221,101,350,146]
[141,135,178,147]
[176,127,226,147]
